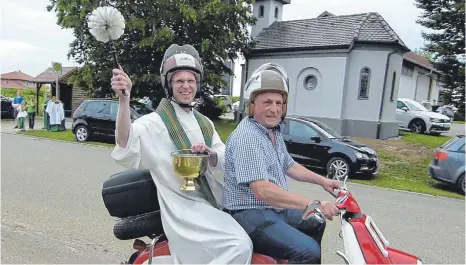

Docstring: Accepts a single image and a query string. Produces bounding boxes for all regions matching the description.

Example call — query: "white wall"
[247,54,347,119]
[398,65,442,105]
[399,75,415,99]
[416,74,430,101]
[251,1,283,38]
[343,49,403,122]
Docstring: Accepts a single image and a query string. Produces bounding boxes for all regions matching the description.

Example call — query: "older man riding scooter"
[222,63,340,264]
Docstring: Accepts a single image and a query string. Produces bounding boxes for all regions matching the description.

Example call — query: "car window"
[397,101,407,109]
[85,101,109,114]
[404,100,428,111]
[289,120,319,138]
[445,137,466,152]
[110,102,118,118]
[130,101,154,117]
[458,144,465,153]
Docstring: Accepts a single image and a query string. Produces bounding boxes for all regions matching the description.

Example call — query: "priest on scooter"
[110,44,252,264]
[222,63,340,264]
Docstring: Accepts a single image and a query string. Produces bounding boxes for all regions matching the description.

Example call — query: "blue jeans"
[230,208,325,264]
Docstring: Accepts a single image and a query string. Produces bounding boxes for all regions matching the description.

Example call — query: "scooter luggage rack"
[365,215,390,257]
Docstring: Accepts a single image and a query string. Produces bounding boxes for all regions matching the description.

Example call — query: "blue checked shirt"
[222,118,296,210]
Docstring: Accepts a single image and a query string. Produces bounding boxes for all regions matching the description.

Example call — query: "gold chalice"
[171,149,210,191]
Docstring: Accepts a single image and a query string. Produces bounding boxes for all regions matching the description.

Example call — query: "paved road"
[1,133,465,264]
[446,123,465,137]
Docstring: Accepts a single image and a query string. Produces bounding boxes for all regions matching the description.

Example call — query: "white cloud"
[0,0,78,76]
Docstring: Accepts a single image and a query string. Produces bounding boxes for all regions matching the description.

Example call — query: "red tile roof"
[0,80,29,90]
[403,52,439,73]
[32,67,77,83]
[1,71,34,81]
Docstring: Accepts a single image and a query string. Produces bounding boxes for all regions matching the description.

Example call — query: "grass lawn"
[20,130,114,148]
[453,120,465,124]
[352,131,464,199]
[18,120,463,199]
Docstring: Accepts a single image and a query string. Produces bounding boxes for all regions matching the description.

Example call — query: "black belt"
[223,208,244,215]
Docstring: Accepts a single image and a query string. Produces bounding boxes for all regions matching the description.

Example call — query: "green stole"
[155,98,219,209]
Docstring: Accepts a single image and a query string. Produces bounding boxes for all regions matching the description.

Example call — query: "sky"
[1,0,430,95]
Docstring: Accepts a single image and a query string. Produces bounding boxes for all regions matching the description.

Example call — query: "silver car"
[428,134,465,194]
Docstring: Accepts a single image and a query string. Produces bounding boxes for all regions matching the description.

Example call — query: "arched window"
[259,5,264,17]
[390,71,397,102]
[358,67,371,99]
[274,7,279,19]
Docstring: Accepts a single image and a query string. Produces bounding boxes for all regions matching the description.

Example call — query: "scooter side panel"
[347,217,392,264]
[386,247,419,264]
[342,219,366,264]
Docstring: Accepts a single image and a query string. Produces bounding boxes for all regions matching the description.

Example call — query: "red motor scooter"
[103,169,423,264]
[301,168,423,264]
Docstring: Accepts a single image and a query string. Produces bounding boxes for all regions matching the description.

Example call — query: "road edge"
[4,131,465,201]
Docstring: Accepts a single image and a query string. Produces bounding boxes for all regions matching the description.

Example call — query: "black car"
[72,98,154,142]
[281,115,379,179]
[1,95,14,118]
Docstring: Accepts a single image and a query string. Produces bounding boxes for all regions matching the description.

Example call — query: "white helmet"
[160,44,203,99]
[243,63,289,118]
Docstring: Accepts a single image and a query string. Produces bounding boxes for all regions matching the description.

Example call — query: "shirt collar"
[248,118,282,135]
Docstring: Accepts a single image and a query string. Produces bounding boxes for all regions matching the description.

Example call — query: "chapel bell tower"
[251,0,291,38]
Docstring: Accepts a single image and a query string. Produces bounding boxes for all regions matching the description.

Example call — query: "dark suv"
[72,98,154,142]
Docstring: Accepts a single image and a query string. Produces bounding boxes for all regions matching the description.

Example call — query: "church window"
[358,67,371,99]
[259,5,264,17]
[274,7,279,19]
[303,75,318,90]
[390,71,397,102]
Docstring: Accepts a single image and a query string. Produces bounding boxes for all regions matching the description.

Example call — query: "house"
[31,67,87,117]
[220,60,235,96]
[399,52,443,106]
[1,71,35,90]
[242,0,410,139]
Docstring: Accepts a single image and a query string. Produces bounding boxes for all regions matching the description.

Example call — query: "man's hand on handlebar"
[321,178,340,193]
[319,201,340,221]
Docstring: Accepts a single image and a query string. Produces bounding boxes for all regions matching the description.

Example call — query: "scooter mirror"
[328,166,336,179]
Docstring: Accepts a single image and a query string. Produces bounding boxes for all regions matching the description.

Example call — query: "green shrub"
[197,95,226,120]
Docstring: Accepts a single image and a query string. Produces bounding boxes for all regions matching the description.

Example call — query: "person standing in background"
[42,94,51,130]
[16,101,28,132]
[26,95,36,129]
[12,90,24,128]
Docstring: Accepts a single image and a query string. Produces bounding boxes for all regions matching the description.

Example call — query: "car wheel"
[326,157,350,181]
[75,125,90,142]
[457,173,465,195]
[226,105,232,113]
[409,119,425,134]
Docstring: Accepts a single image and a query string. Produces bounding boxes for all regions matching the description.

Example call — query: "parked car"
[396,98,451,135]
[72,98,154,142]
[435,105,455,121]
[1,95,14,118]
[428,134,465,194]
[232,101,239,112]
[213,95,233,113]
[281,115,379,180]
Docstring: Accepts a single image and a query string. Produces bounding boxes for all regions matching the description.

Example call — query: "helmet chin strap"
[169,97,196,109]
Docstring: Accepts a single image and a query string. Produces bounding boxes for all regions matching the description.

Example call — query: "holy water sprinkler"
[87,6,127,96]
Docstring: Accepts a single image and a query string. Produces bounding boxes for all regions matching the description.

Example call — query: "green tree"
[47,0,256,118]
[415,0,465,116]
